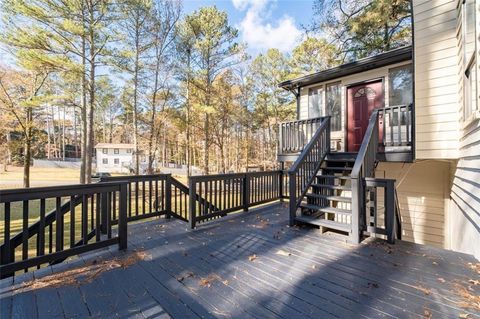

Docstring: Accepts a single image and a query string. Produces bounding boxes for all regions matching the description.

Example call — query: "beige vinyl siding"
[413,0,460,159]
[446,0,480,260]
[375,161,450,247]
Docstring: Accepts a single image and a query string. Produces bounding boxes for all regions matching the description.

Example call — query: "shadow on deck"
[1,203,479,319]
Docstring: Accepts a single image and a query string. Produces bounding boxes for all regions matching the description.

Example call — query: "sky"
[182,0,315,56]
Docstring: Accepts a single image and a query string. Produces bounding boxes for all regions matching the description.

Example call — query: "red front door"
[347,81,383,152]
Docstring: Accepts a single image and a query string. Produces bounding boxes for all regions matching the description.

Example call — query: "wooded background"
[0,0,411,186]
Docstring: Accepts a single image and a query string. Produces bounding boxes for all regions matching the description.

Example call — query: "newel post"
[288,171,296,226]
[385,179,395,244]
[350,177,361,244]
[118,182,128,250]
[188,178,196,229]
[165,174,172,219]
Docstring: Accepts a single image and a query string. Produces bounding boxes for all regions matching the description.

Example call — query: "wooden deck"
[1,203,479,319]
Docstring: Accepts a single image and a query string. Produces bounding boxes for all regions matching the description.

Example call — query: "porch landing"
[1,204,479,319]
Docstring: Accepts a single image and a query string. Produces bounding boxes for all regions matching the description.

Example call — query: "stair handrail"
[351,110,380,243]
[288,116,331,226]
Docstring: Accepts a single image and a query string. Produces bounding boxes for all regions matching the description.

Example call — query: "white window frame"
[308,86,324,118]
[102,148,108,154]
[114,158,119,165]
[114,148,119,154]
[102,158,108,164]
[462,0,479,124]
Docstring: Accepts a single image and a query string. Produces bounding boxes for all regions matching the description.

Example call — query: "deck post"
[385,179,395,244]
[279,165,284,202]
[165,174,172,219]
[243,174,250,212]
[188,178,196,229]
[350,177,361,244]
[118,183,128,250]
[288,171,296,226]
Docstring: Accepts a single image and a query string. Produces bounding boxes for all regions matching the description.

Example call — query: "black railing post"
[243,174,250,212]
[279,169,284,201]
[188,178,196,229]
[350,177,361,244]
[165,174,172,219]
[100,192,108,234]
[288,171,296,226]
[385,179,395,244]
[118,183,128,250]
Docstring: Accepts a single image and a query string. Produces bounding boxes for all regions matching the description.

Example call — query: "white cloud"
[233,0,302,53]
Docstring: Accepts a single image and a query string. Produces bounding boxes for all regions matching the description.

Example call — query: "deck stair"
[296,152,357,235]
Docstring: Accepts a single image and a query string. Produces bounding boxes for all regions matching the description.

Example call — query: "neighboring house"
[278,0,479,259]
[95,143,134,174]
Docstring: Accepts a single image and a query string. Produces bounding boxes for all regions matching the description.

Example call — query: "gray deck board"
[1,203,479,319]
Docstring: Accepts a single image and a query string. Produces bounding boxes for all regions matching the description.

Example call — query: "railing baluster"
[82,195,88,245]
[70,196,75,248]
[55,197,63,252]
[22,200,29,267]
[95,194,101,241]
[3,203,11,268]
[39,199,45,257]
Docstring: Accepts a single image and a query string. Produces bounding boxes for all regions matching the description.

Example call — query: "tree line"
[0,0,411,187]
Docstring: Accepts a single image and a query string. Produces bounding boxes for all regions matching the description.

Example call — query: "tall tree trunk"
[86,9,95,184]
[80,6,87,184]
[23,108,32,188]
[133,35,140,175]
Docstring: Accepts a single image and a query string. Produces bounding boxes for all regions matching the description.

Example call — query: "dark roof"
[278,45,412,90]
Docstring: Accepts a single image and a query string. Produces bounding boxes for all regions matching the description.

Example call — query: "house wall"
[413,0,461,159]
[298,61,412,151]
[95,148,133,173]
[375,161,451,248]
[446,0,480,260]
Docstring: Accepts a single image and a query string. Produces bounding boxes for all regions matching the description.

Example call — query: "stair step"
[295,215,351,232]
[316,174,352,180]
[324,158,356,163]
[312,183,351,191]
[305,193,351,202]
[300,203,351,215]
[321,167,353,172]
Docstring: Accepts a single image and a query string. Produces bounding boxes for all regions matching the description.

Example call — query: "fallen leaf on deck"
[459,314,470,319]
[248,254,257,261]
[453,282,480,311]
[199,274,222,288]
[468,279,479,285]
[413,284,431,295]
[276,250,291,257]
[177,271,195,282]
[438,278,446,283]
[423,308,432,319]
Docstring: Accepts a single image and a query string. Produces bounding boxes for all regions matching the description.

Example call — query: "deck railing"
[351,110,379,243]
[378,104,413,148]
[0,182,127,278]
[188,170,284,228]
[278,117,325,155]
[364,178,400,244]
[288,117,330,225]
[100,174,172,222]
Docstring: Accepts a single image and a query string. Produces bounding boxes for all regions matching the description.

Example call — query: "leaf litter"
[17,250,148,292]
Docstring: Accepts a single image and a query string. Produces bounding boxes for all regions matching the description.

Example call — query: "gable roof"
[95,143,135,149]
[278,46,412,90]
